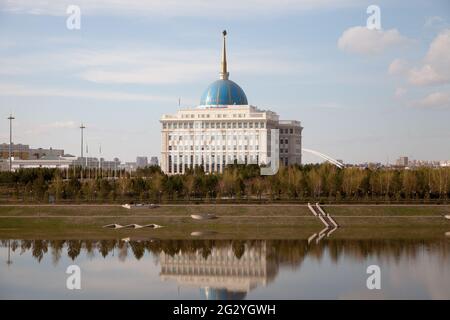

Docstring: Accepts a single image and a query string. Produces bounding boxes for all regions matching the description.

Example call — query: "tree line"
[2,238,448,264]
[0,164,449,203]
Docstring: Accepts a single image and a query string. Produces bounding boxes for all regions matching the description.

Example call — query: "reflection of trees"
[84,240,95,258]
[129,241,145,260]
[118,241,128,262]
[50,240,65,265]
[1,238,449,267]
[232,240,246,259]
[98,240,117,258]
[67,240,82,261]
[32,240,48,262]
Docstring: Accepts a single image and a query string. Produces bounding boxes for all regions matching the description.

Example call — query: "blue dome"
[200,79,248,106]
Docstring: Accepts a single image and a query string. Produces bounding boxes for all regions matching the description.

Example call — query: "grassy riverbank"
[0,205,449,240]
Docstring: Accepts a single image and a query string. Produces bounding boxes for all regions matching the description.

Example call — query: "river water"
[1,237,449,299]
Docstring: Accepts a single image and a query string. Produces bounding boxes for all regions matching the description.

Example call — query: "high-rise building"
[150,156,159,166]
[160,31,302,175]
[396,156,409,167]
[136,156,148,168]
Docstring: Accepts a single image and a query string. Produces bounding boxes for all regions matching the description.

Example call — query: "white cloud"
[46,121,78,129]
[22,121,79,136]
[407,29,450,86]
[413,91,450,109]
[0,0,358,17]
[408,65,447,86]
[0,48,305,85]
[424,16,448,29]
[0,83,178,102]
[338,26,411,55]
[388,58,408,75]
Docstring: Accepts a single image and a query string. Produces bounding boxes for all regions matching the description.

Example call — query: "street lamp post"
[6,239,12,266]
[7,114,15,172]
[80,123,85,180]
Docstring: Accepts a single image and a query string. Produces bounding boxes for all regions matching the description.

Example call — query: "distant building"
[0,159,9,171]
[396,156,409,167]
[0,143,64,160]
[150,156,159,166]
[29,147,64,159]
[71,157,121,170]
[440,160,450,167]
[3,155,74,171]
[136,156,148,168]
[120,162,137,172]
[0,143,31,160]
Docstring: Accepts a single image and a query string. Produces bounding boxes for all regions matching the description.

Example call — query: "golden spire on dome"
[220,30,229,80]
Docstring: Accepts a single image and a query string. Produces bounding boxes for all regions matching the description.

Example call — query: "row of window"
[162,121,266,130]
[279,128,302,134]
[168,134,261,141]
[167,155,260,174]
[168,145,261,151]
[180,113,251,119]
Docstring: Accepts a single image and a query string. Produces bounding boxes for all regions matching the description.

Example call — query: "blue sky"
[0,0,449,163]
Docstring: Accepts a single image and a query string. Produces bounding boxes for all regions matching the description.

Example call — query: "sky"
[0,0,449,163]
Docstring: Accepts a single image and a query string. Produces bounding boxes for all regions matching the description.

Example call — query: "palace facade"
[160,31,302,174]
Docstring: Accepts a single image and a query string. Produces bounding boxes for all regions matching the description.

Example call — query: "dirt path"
[0,215,443,218]
[0,203,449,207]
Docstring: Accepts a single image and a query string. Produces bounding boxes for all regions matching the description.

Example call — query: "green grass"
[0,205,313,217]
[328,205,450,216]
[0,205,449,240]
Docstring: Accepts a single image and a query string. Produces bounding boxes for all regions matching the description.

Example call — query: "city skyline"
[1,0,449,163]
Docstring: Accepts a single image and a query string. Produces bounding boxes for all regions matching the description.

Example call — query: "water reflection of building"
[159,242,278,300]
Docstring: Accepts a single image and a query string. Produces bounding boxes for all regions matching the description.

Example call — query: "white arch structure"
[302,148,344,169]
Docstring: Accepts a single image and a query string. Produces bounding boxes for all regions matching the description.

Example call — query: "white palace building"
[160,31,302,174]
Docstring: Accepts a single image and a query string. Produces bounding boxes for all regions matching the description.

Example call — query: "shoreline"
[0,203,450,207]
